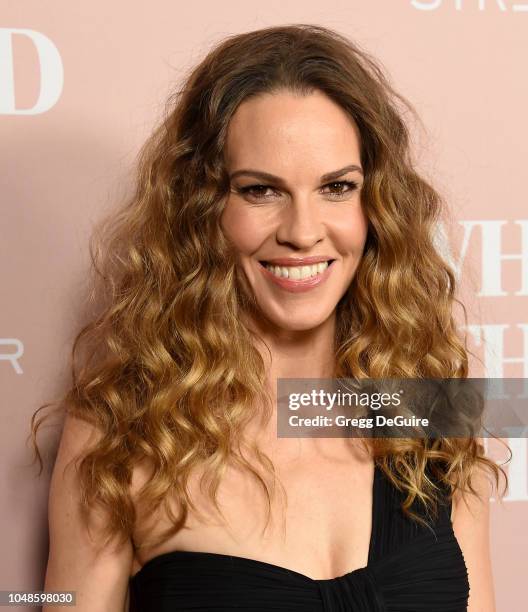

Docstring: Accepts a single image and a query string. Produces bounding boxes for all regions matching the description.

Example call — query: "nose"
[275,193,325,250]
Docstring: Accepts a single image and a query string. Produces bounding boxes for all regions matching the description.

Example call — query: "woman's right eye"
[237,184,277,199]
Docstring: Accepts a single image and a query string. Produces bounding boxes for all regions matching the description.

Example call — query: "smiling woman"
[30,23,508,612]
[221,90,368,320]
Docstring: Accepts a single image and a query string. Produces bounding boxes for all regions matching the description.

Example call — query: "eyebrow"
[228,164,363,184]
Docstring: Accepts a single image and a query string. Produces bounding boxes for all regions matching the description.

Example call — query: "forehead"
[224,89,362,173]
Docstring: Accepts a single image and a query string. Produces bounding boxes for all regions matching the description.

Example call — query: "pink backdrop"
[1,1,527,610]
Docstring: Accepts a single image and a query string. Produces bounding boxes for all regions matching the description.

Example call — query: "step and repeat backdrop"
[1,1,527,610]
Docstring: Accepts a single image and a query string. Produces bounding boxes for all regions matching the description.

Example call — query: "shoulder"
[55,413,102,463]
[450,459,496,612]
[44,413,133,611]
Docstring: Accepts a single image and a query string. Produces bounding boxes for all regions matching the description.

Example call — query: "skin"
[221,89,496,611]
[43,89,495,612]
[451,458,496,611]
[221,88,368,384]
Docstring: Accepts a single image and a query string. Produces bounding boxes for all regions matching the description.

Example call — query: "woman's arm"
[42,415,134,612]
[451,460,496,612]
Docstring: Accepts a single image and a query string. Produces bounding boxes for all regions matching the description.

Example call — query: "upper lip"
[259,256,335,266]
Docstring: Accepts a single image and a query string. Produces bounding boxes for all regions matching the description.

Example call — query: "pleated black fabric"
[129,464,469,611]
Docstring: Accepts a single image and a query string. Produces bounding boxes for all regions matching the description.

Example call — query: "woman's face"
[221,89,368,332]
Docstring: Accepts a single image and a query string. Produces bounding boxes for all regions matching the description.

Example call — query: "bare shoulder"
[451,460,496,612]
[43,413,133,612]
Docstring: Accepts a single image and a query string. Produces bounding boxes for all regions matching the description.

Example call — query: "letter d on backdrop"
[0,28,63,114]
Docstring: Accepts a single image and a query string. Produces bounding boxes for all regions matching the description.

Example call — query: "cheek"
[332,206,369,254]
[220,200,273,255]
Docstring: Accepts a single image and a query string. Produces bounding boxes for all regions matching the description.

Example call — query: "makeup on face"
[220,90,369,330]
[257,256,336,294]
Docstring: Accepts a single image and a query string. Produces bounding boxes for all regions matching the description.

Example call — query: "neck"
[249,310,337,381]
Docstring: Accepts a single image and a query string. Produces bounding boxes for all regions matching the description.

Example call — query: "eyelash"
[236,180,359,201]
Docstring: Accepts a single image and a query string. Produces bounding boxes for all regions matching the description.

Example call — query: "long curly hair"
[29,23,509,552]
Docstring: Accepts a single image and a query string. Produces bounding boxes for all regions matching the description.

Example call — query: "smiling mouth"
[258,259,336,280]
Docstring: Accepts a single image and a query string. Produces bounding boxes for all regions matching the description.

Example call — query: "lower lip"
[258,261,335,293]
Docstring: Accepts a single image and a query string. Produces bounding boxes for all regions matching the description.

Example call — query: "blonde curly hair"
[29,23,508,552]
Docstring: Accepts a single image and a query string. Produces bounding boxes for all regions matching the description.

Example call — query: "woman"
[31,24,507,611]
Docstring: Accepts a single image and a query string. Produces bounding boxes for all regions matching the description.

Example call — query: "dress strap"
[368,462,452,563]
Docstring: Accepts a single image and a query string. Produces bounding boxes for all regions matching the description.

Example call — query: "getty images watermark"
[277,378,528,438]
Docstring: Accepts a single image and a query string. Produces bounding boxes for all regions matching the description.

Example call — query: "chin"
[261,310,335,333]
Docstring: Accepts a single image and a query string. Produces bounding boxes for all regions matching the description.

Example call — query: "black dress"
[129,463,469,611]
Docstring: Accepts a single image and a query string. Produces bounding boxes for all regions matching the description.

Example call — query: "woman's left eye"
[322,180,359,197]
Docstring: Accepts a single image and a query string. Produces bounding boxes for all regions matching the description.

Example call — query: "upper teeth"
[264,261,330,280]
